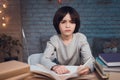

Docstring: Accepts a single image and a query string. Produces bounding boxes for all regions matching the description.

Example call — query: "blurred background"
[0,0,120,62]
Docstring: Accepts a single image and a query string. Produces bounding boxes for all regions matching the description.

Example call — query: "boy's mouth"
[65,30,71,32]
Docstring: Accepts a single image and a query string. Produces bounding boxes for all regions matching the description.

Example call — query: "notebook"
[99,53,120,67]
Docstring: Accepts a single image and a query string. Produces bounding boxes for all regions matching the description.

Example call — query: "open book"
[30,64,95,80]
[30,65,78,80]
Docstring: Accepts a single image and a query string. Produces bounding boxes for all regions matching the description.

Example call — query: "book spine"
[99,55,107,66]
[94,63,108,79]
[95,62,106,75]
[95,57,110,75]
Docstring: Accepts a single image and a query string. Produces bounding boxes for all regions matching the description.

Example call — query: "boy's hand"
[52,65,70,74]
[77,65,90,75]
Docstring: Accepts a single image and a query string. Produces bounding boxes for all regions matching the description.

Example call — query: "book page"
[30,65,51,74]
[58,66,79,80]
[30,65,78,74]
[30,65,96,80]
[30,65,79,79]
[56,66,78,77]
[30,58,92,80]
[30,65,60,80]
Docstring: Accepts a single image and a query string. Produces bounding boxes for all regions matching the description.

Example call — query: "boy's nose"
[66,22,70,28]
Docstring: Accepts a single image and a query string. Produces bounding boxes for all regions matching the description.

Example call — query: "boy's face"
[59,13,76,37]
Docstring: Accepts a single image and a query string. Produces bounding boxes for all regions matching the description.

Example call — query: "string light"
[2,16,5,20]
[0,10,2,13]
[0,0,8,27]
[2,22,6,27]
[3,4,7,8]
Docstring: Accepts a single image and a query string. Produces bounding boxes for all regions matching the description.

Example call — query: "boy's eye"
[60,20,66,23]
[60,20,75,24]
[70,20,75,23]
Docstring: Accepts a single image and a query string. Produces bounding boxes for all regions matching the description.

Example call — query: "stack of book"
[94,53,120,79]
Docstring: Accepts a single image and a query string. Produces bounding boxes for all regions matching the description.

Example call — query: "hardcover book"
[99,53,120,66]
[95,57,120,75]
[94,63,109,79]
[0,60,30,80]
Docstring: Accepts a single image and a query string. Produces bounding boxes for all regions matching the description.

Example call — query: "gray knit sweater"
[40,33,94,71]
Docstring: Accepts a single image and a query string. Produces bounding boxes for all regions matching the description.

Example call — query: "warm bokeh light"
[58,0,62,4]
[3,4,7,8]
[0,0,8,27]
[0,10,2,14]
[2,23,6,27]
[2,16,5,20]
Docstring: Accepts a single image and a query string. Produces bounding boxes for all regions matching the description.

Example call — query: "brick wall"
[21,0,120,60]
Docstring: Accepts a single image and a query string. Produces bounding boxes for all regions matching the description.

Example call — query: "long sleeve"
[79,35,95,72]
[40,41,57,69]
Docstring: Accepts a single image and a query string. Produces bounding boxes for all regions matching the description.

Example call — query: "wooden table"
[59,71,105,80]
[8,65,108,80]
[6,71,105,80]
